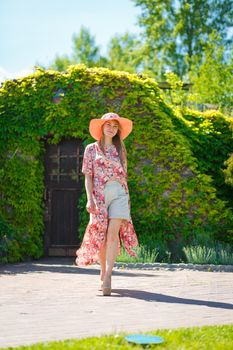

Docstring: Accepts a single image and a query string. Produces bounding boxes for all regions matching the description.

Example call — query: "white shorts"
[103,181,130,220]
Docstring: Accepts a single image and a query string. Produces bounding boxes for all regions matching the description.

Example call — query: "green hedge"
[0,65,232,263]
[168,108,233,208]
[223,153,233,187]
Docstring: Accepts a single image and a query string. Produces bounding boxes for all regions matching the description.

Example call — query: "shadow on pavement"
[112,289,233,310]
[0,257,156,278]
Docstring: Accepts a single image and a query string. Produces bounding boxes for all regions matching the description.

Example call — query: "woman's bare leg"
[98,241,106,281]
[102,218,122,292]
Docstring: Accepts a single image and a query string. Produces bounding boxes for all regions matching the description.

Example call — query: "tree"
[105,32,142,73]
[48,26,106,71]
[133,0,233,78]
[188,32,233,115]
[72,26,102,66]
[47,29,142,74]
[49,55,72,72]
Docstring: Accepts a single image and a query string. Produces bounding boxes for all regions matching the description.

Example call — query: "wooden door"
[44,138,84,256]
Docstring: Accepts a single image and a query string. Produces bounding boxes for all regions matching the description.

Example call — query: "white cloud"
[0,67,34,84]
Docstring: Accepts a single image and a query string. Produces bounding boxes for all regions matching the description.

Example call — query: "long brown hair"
[98,121,127,171]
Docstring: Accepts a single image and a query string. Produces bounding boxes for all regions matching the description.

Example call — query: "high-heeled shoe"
[102,286,111,296]
[99,282,103,291]
[102,276,111,296]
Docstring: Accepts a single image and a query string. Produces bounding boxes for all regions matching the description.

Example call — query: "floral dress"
[75,141,138,266]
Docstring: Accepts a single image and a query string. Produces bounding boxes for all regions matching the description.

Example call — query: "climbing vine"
[0,65,232,263]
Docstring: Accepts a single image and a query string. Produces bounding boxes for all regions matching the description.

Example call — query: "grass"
[116,241,233,265]
[183,243,233,265]
[2,324,233,350]
[116,245,159,263]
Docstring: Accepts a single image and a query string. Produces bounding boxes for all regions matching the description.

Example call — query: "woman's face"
[102,120,119,138]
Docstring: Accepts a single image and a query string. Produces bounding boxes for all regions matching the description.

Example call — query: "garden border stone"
[114,262,233,272]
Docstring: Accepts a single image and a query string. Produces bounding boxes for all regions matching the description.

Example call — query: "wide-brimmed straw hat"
[89,112,133,140]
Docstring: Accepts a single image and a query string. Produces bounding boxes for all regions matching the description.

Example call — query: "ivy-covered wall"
[167,108,233,209]
[0,64,232,263]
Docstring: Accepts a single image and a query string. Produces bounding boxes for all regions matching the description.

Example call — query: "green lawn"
[3,324,233,350]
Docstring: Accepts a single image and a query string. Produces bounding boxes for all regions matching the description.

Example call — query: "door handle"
[44,188,49,201]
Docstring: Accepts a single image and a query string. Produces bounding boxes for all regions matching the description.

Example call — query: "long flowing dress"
[75,141,138,266]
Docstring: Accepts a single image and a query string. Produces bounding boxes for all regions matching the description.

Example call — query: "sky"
[0,0,141,82]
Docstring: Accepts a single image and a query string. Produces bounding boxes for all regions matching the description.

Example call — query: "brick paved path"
[0,258,232,348]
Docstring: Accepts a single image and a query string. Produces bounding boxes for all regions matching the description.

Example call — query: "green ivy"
[224,154,233,187]
[0,64,232,263]
[168,107,233,208]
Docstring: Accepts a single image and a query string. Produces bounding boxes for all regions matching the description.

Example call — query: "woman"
[75,112,138,296]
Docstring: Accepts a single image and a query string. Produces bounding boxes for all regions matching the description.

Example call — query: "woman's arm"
[85,174,97,213]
